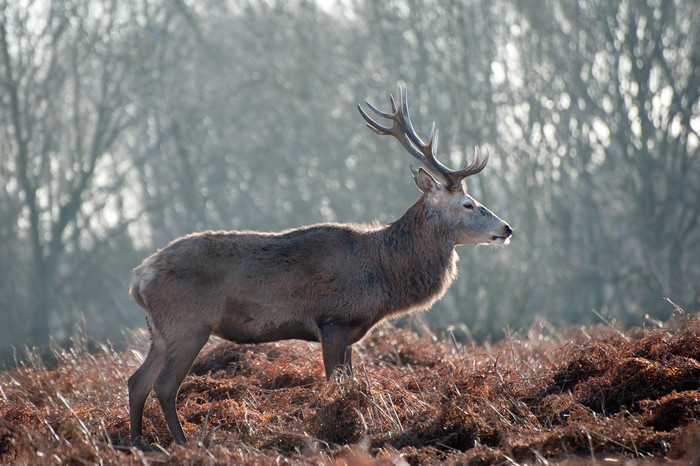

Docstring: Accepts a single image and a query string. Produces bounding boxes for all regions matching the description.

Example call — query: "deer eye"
[463,203,474,210]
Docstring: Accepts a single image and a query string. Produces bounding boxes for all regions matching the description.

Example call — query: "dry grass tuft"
[1,313,699,464]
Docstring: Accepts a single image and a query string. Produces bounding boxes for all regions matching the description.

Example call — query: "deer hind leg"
[152,330,209,445]
[128,337,167,445]
[321,324,352,379]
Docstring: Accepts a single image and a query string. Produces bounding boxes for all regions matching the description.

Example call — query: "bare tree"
[509,0,700,321]
[0,0,140,351]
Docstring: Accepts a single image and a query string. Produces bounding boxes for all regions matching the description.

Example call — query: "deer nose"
[504,225,513,237]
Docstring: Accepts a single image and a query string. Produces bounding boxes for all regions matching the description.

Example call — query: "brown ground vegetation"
[1,311,699,465]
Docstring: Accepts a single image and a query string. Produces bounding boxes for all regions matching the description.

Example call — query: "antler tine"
[358,86,432,167]
[462,145,489,177]
[397,85,443,166]
[361,92,397,125]
[358,100,393,135]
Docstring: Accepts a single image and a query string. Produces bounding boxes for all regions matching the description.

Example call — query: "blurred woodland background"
[1,0,698,365]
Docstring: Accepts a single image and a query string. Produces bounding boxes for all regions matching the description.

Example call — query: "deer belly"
[214,298,318,343]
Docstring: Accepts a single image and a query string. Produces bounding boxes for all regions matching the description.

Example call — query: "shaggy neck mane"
[372,196,458,317]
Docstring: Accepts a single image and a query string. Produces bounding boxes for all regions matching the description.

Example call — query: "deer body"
[132,198,458,347]
[128,85,512,445]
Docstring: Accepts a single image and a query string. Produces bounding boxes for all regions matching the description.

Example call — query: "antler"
[358,84,488,188]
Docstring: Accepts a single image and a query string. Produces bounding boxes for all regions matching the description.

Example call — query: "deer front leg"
[344,345,353,368]
[321,324,351,379]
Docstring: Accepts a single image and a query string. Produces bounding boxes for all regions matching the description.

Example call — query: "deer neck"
[373,196,459,315]
[385,195,455,252]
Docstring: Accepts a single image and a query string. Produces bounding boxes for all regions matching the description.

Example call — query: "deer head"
[358,84,512,246]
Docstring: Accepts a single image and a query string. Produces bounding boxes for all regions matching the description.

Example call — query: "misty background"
[1,0,698,365]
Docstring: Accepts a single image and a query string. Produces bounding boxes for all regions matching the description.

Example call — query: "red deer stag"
[128,84,512,445]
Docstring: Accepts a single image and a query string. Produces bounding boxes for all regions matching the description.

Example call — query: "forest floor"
[1,310,699,465]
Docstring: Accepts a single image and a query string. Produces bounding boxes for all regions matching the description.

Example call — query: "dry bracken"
[1,313,699,464]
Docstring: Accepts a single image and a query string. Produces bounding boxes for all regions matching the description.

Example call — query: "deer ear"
[412,166,441,194]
